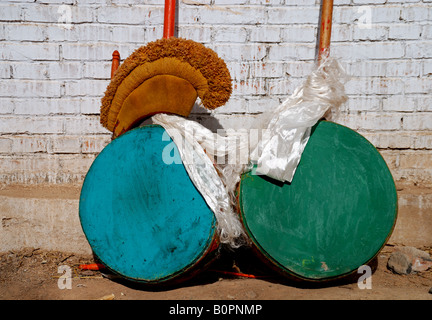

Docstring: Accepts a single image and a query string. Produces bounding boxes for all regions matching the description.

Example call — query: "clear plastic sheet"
[151,114,249,248]
[250,57,348,182]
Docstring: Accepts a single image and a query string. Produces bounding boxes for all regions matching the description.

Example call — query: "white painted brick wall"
[0,0,431,188]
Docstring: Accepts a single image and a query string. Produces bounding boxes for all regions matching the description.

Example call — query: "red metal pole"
[163,0,176,38]
[318,0,334,64]
[111,50,120,79]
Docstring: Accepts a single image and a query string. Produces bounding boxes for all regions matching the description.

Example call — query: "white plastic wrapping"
[250,57,348,182]
[151,113,249,248]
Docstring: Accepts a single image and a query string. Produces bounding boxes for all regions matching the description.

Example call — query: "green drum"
[238,121,398,281]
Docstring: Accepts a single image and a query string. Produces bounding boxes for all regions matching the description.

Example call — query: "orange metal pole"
[163,0,176,39]
[318,0,334,64]
[111,50,120,79]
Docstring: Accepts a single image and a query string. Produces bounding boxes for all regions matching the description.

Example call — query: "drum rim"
[237,120,398,282]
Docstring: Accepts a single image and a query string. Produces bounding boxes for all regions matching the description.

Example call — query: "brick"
[80,97,104,115]
[403,113,432,130]
[344,78,404,95]
[0,63,11,79]
[113,0,164,3]
[0,80,62,98]
[267,77,303,95]
[345,96,381,112]
[353,25,388,41]
[0,138,12,153]
[97,5,163,25]
[267,7,319,24]
[64,79,109,97]
[82,61,111,80]
[353,0,386,3]
[0,98,14,114]
[332,42,404,60]
[399,151,432,169]
[0,116,64,134]
[400,5,429,22]
[388,24,422,40]
[81,135,111,154]
[0,42,60,61]
[3,23,45,41]
[386,60,421,77]
[11,135,48,153]
[280,26,315,43]
[406,42,432,59]
[213,27,247,43]
[249,26,281,43]
[347,60,420,78]
[212,98,247,114]
[387,0,421,2]
[247,97,280,113]
[232,78,267,96]
[338,113,402,131]
[404,78,432,94]
[143,26,163,42]
[268,44,315,61]
[249,61,284,78]
[177,7,199,25]
[423,59,432,76]
[333,6,401,24]
[61,43,135,61]
[249,0,283,4]
[35,0,75,3]
[330,24,352,42]
[58,154,96,174]
[378,150,399,170]
[64,116,110,135]
[23,4,93,23]
[51,136,81,154]
[180,0,210,4]
[13,98,81,115]
[12,62,49,80]
[284,61,314,77]
[12,62,82,80]
[382,95,424,112]
[214,44,267,61]
[413,132,432,149]
[198,6,266,25]
[362,132,414,150]
[0,154,60,177]
[0,4,23,21]
[346,61,387,77]
[46,24,134,43]
[227,62,250,81]
[178,26,212,43]
[214,0,247,4]
[424,25,432,40]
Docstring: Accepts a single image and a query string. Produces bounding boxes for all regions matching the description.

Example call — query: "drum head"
[238,121,397,281]
[79,125,217,283]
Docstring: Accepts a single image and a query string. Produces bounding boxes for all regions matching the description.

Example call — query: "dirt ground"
[1,245,431,301]
[1,184,431,301]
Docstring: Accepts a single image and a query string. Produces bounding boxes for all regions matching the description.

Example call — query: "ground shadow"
[94,244,379,292]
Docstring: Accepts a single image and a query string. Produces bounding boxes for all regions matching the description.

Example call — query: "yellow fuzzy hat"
[100,37,232,138]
